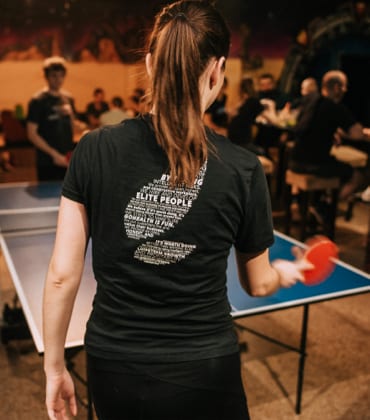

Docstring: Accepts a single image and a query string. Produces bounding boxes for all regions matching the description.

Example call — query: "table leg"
[365,205,370,273]
[295,304,309,414]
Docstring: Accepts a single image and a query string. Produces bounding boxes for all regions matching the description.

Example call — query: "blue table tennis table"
[1,181,370,416]
[227,233,370,414]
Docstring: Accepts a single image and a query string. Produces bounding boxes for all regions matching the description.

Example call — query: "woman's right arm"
[43,196,89,419]
[235,248,307,296]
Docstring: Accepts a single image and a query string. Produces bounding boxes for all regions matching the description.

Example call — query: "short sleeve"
[336,103,356,132]
[27,98,41,124]
[62,132,95,205]
[234,159,274,253]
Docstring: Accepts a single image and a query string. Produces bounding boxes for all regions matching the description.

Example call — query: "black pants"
[87,353,250,420]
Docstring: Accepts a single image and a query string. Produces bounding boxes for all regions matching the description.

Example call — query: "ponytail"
[148,1,230,187]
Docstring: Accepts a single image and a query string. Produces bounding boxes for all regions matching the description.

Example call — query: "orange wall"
[0,61,148,113]
[0,58,284,114]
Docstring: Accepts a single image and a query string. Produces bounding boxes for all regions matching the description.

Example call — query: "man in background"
[100,96,129,126]
[85,87,109,128]
[255,73,290,152]
[257,73,289,110]
[290,70,370,202]
[27,56,76,181]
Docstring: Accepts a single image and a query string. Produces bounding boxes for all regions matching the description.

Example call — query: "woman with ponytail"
[43,2,307,419]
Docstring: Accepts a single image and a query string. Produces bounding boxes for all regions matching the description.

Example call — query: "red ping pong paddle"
[66,151,73,162]
[299,235,338,286]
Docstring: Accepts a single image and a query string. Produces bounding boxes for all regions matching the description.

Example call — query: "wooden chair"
[284,169,340,241]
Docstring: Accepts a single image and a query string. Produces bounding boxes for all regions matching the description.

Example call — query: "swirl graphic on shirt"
[124,162,207,265]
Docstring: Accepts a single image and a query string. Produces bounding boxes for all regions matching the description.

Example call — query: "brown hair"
[43,56,67,77]
[147,0,230,186]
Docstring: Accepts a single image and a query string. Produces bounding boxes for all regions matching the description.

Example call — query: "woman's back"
[63,115,273,362]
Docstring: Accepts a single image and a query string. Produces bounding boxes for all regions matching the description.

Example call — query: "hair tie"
[174,12,187,20]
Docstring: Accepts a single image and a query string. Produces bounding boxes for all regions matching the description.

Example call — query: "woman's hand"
[272,246,314,288]
[45,367,77,420]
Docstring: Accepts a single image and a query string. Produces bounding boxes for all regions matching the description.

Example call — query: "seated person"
[100,96,130,126]
[257,72,289,110]
[204,77,228,131]
[86,87,109,128]
[278,77,319,126]
[291,77,319,107]
[289,70,370,202]
[228,77,265,155]
[255,73,290,151]
[126,88,147,117]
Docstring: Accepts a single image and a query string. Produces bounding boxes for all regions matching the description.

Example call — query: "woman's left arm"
[42,196,89,420]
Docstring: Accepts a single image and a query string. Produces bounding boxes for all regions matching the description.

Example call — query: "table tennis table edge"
[0,206,60,217]
[0,233,44,353]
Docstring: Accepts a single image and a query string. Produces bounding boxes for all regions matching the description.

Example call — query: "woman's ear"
[201,57,226,113]
[218,56,226,72]
[145,53,152,78]
[209,57,226,89]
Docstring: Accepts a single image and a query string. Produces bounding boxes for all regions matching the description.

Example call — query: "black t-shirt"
[258,89,289,110]
[291,96,356,164]
[86,101,109,118]
[62,114,274,363]
[27,90,75,166]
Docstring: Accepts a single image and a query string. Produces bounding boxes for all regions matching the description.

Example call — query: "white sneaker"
[361,186,370,202]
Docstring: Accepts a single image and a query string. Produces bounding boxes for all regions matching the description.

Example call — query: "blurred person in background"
[100,96,130,126]
[27,56,76,181]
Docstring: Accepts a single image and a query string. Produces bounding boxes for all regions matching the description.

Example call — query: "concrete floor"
[0,157,369,419]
